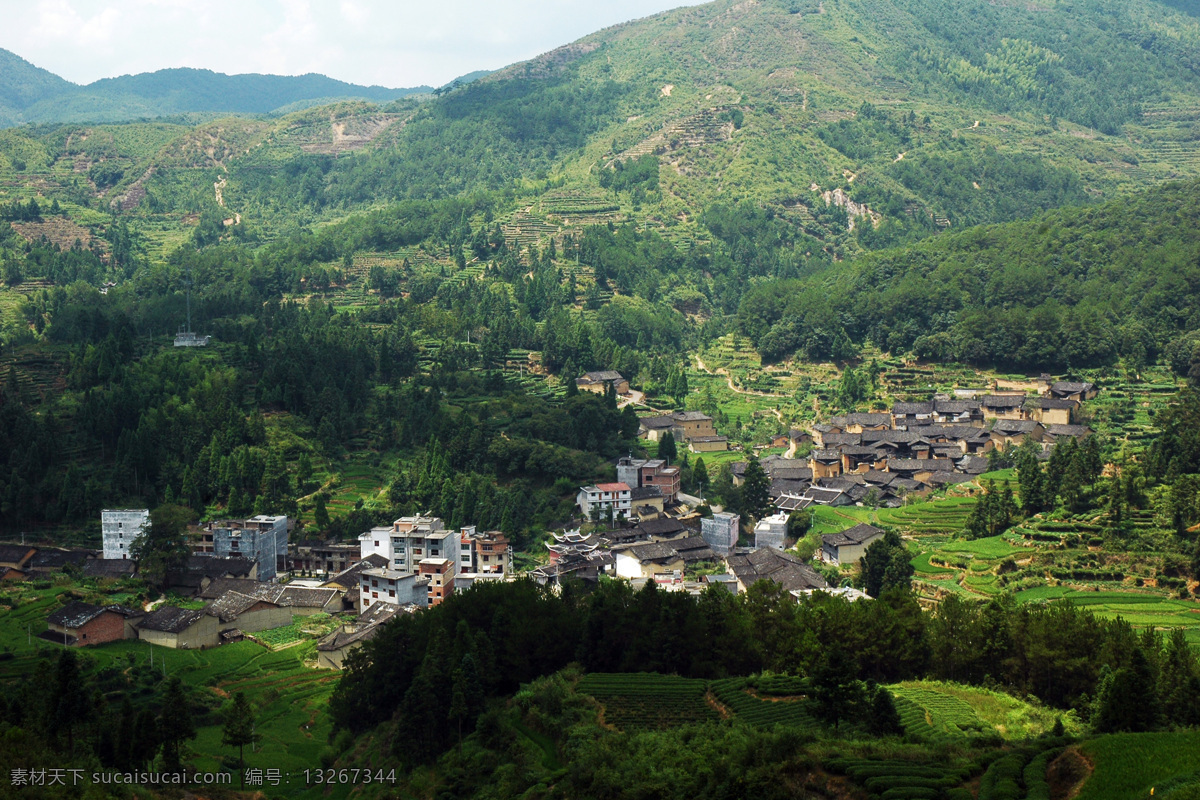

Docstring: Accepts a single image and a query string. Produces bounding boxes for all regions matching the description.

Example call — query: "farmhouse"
[725,548,828,594]
[575,370,629,395]
[82,558,137,580]
[1050,381,1098,402]
[1023,397,1076,426]
[43,601,143,646]
[316,603,399,670]
[0,544,36,573]
[137,606,220,649]
[204,591,291,634]
[820,524,886,566]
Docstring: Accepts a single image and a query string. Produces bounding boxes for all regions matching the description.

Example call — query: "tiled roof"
[138,606,205,633]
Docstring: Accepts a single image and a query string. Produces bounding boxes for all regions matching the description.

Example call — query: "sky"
[0,0,695,89]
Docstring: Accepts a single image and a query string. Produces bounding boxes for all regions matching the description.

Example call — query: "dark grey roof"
[82,558,137,578]
[862,429,921,445]
[1024,397,1077,410]
[992,419,1041,434]
[893,402,934,415]
[205,591,276,623]
[637,517,688,537]
[822,433,862,447]
[770,465,813,481]
[138,606,205,633]
[957,456,990,474]
[887,459,947,472]
[248,585,341,608]
[0,545,35,565]
[323,554,390,589]
[933,399,981,414]
[1046,424,1092,438]
[579,370,625,383]
[1051,381,1095,395]
[822,524,885,548]
[770,477,811,498]
[639,415,676,429]
[47,601,107,629]
[832,413,892,427]
[672,411,712,422]
[624,542,684,563]
[630,486,664,501]
[802,487,845,503]
[198,577,263,600]
[928,472,974,486]
[810,449,842,462]
[30,549,93,570]
[862,470,895,486]
[840,445,882,457]
[981,394,1026,408]
[727,548,828,592]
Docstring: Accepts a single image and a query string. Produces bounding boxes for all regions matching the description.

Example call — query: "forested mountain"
[5,0,1200,253]
[0,49,433,126]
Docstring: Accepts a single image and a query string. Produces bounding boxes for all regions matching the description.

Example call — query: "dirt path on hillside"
[214,176,226,207]
[693,355,786,399]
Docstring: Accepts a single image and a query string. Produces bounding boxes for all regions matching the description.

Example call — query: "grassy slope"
[1077,730,1200,800]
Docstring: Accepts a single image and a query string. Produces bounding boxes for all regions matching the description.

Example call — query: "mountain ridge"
[0,48,450,126]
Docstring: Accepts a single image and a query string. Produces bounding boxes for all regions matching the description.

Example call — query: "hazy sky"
[0,0,695,88]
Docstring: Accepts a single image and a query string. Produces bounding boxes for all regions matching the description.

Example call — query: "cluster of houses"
[639,410,730,453]
[727,382,1096,514]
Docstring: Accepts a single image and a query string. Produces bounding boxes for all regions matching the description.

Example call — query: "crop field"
[1014,589,1200,646]
[709,676,819,729]
[576,673,717,730]
[892,681,1077,741]
[1076,731,1200,800]
[824,755,974,799]
[890,684,989,741]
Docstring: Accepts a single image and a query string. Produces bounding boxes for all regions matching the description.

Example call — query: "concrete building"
[577,483,633,520]
[701,512,740,556]
[360,568,429,610]
[419,558,455,606]
[753,512,789,551]
[199,515,289,581]
[101,509,150,560]
[360,516,460,574]
[458,527,512,576]
[616,457,682,503]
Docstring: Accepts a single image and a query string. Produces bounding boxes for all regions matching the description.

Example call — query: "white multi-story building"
[576,483,632,519]
[101,509,150,560]
[359,516,461,575]
[753,512,789,551]
[360,568,429,609]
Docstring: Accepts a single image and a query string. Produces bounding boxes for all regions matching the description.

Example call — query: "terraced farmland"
[576,673,717,730]
[709,677,819,729]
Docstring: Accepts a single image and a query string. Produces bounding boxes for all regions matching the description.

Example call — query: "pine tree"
[222,692,261,785]
[159,677,197,772]
[314,493,330,531]
[658,431,677,464]
[693,457,709,492]
[741,455,771,521]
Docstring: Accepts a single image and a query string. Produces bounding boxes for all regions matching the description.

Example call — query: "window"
[372,580,378,588]
[372,592,378,599]
[374,541,379,547]
[389,590,395,597]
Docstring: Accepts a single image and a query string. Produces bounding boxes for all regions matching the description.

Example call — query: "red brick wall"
[75,612,126,646]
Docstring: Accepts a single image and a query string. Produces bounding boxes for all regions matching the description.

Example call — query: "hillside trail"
[693,355,786,399]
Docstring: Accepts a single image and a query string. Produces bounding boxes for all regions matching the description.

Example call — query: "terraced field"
[577,673,716,730]
[709,676,819,729]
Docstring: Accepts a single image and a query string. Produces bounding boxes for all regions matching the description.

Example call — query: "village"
[0,369,1102,672]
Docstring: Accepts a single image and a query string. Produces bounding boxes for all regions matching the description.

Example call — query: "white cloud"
[0,0,696,88]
